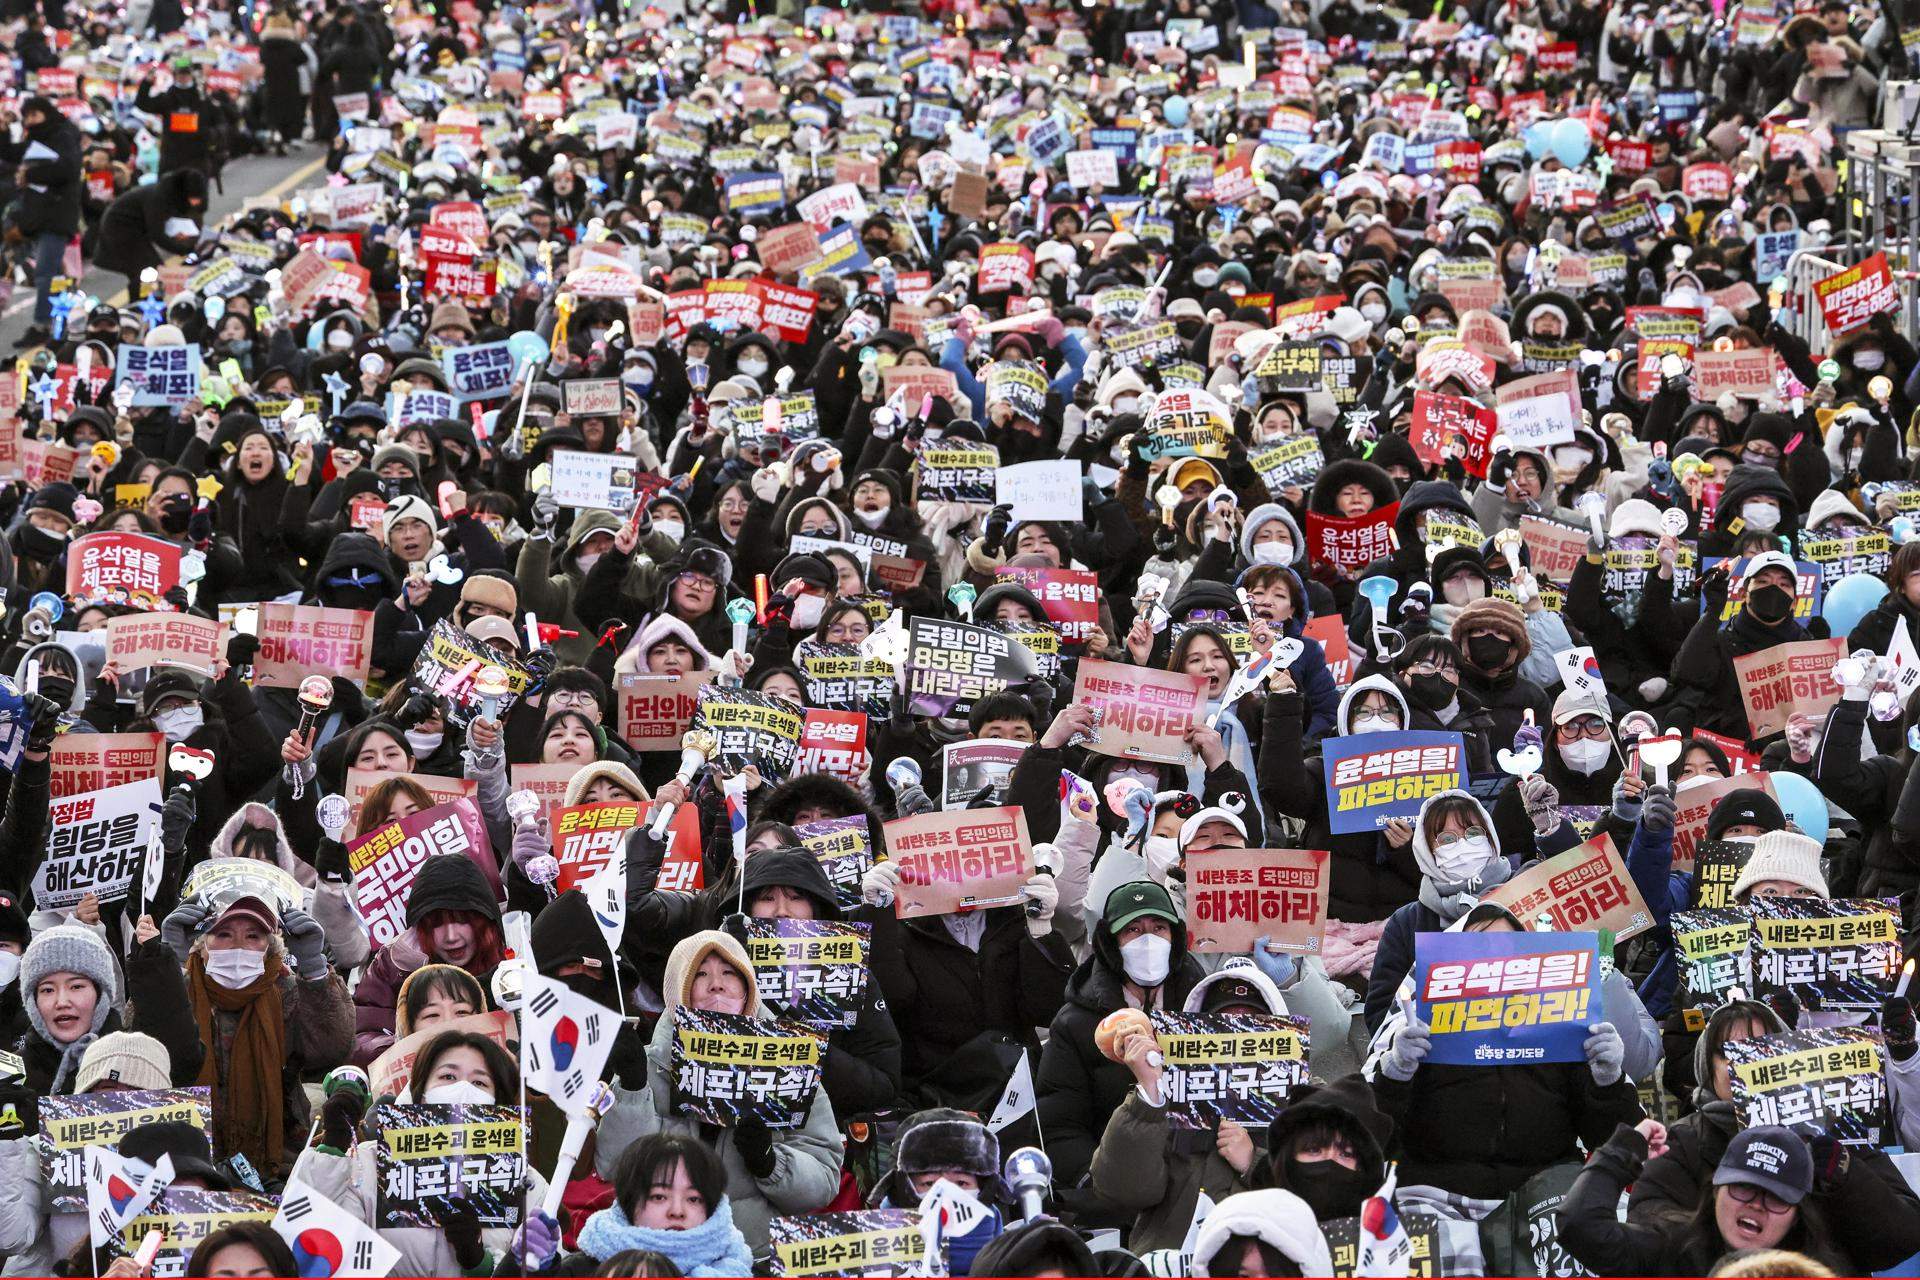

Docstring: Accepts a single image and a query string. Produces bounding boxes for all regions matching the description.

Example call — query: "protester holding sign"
[591,931,843,1256]
[350,855,503,1068]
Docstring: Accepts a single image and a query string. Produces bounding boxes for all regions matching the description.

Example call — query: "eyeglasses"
[1407,659,1457,676]
[1725,1183,1793,1214]
[1433,827,1488,850]
[1556,717,1610,740]
[547,690,597,711]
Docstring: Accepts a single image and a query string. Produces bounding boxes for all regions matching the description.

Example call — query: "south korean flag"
[85,1148,172,1248]
[272,1182,401,1277]
[522,972,619,1118]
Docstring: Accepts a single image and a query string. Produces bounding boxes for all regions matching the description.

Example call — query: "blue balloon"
[507,330,550,366]
[1524,119,1557,160]
[1821,571,1887,641]
[1163,95,1190,128]
[1551,117,1591,168]
[1770,770,1828,844]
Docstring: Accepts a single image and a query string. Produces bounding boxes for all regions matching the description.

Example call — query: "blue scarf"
[576,1196,755,1277]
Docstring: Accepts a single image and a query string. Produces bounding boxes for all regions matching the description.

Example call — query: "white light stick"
[1637,731,1685,790]
[648,729,716,839]
[1897,958,1915,1000]
[540,1081,616,1219]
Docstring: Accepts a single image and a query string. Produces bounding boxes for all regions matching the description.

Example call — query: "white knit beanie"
[1731,831,1828,902]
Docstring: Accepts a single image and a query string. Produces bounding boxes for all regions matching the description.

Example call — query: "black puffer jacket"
[1036,901,1205,1194]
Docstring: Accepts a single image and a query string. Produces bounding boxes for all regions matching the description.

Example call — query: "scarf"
[187,949,287,1177]
[576,1197,755,1277]
[1417,856,1514,922]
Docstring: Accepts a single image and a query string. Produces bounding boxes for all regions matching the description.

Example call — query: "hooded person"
[210,802,369,976]
[1259,674,1427,923]
[514,506,675,667]
[1037,881,1207,1208]
[1259,1075,1396,1224]
[1362,789,1575,1031]
[623,845,901,1117]
[1087,960,1292,1250]
[1189,1188,1334,1278]
[965,1220,1101,1278]
[1568,497,1685,706]
[590,930,844,1257]
[1363,901,1643,1201]
[351,855,502,1067]
[868,1108,1013,1277]
[1700,463,1801,558]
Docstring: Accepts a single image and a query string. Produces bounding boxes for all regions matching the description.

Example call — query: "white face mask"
[205,947,267,990]
[1192,268,1220,287]
[1855,349,1887,371]
[1675,772,1717,792]
[1432,835,1494,879]
[1251,541,1291,565]
[423,1080,496,1106]
[155,704,204,742]
[1142,834,1181,881]
[737,356,769,379]
[1360,302,1388,323]
[405,729,443,757]
[575,551,603,574]
[653,520,685,545]
[1351,713,1400,734]
[854,504,890,528]
[1113,394,1140,416]
[792,593,825,629]
[326,328,354,351]
[1560,737,1612,775]
[1740,501,1781,531]
[0,951,20,990]
[1120,932,1172,986]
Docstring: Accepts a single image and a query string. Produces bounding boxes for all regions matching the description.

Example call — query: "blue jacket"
[1623,813,1694,1019]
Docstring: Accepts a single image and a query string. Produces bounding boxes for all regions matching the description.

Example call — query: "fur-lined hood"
[210,802,316,889]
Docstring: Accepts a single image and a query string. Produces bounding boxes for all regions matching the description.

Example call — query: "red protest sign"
[1815,253,1899,337]
[617,671,715,751]
[253,604,373,689]
[793,708,870,786]
[1693,348,1777,400]
[346,797,494,946]
[105,612,221,675]
[757,222,824,275]
[1303,615,1353,688]
[343,770,476,836]
[1484,833,1653,939]
[1306,502,1399,576]
[67,532,181,607]
[551,800,646,891]
[881,805,1032,917]
[760,282,820,343]
[1185,848,1331,954]
[1682,162,1733,203]
[1733,638,1847,739]
[1071,659,1206,765]
[49,732,164,799]
[992,566,1100,643]
[1517,514,1590,586]
[978,243,1035,294]
[1410,391,1496,476]
[507,762,577,824]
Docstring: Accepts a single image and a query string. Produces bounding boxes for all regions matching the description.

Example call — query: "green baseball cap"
[1105,881,1179,934]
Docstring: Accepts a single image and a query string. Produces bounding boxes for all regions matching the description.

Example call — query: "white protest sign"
[1066,149,1119,189]
[549,449,637,514]
[1494,391,1578,450]
[997,460,1085,523]
[35,777,164,909]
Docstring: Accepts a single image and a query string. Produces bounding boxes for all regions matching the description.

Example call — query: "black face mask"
[159,502,192,535]
[1467,634,1511,672]
[558,969,617,1009]
[38,677,74,709]
[12,524,65,562]
[1747,583,1795,623]
[1406,672,1457,710]
[1284,1156,1374,1221]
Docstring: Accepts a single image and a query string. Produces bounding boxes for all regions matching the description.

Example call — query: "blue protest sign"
[441,340,517,402]
[1412,930,1602,1066]
[1320,730,1466,834]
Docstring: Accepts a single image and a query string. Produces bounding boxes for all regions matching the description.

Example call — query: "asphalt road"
[0,140,328,349]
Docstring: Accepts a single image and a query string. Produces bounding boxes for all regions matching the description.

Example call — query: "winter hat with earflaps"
[22,925,120,1091]
[872,1108,1010,1206]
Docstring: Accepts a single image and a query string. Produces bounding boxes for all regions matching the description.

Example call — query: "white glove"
[751,466,783,503]
[861,859,903,907]
[1380,1013,1431,1082]
[1022,873,1059,937]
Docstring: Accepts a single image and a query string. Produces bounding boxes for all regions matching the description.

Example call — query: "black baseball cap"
[1713,1126,1812,1206]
